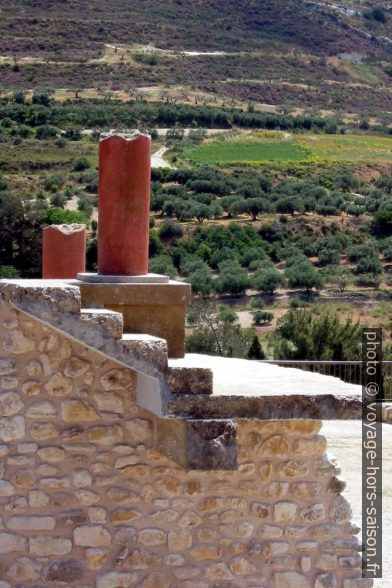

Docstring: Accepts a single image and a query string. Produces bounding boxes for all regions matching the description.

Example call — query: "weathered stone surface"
[190,545,221,560]
[45,372,73,397]
[115,547,161,569]
[28,490,49,507]
[26,359,42,377]
[204,562,233,581]
[31,421,58,440]
[97,572,138,588]
[61,399,99,422]
[26,400,56,418]
[43,559,84,583]
[139,528,166,546]
[74,525,112,547]
[73,469,93,488]
[126,418,153,442]
[76,489,100,506]
[3,330,35,354]
[21,380,41,396]
[58,509,88,526]
[294,435,327,456]
[88,424,123,445]
[109,509,140,524]
[113,526,137,546]
[40,476,70,490]
[261,435,290,456]
[291,481,321,499]
[230,556,256,575]
[139,573,171,588]
[265,481,289,499]
[29,535,72,556]
[330,495,352,523]
[0,392,23,416]
[86,547,109,570]
[37,446,65,462]
[64,356,91,378]
[6,557,41,583]
[274,502,297,523]
[168,528,192,550]
[271,571,310,588]
[1,376,17,390]
[258,524,284,539]
[282,420,321,436]
[250,502,270,519]
[301,503,325,522]
[88,507,107,524]
[0,358,16,375]
[316,554,337,571]
[7,515,55,531]
[0,532,26,553]
[315,574,337,588]
[101,369,133,391]
[0,480,14,496]
[0,415,25,441]
[94,392,124,414]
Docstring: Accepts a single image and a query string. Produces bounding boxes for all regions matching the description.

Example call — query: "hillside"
[1,0,392,116]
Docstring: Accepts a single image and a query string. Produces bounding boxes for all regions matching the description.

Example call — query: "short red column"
[97,133,151,276]
[42,224,86,279]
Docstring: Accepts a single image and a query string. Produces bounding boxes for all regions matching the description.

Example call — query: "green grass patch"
[183,136,310,165]
[182,131,392,168]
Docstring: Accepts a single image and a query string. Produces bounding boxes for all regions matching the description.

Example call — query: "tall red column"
[97,133,151,276]
[42,224,86,279]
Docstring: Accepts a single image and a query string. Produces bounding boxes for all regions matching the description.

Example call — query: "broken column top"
[99,130,150,142]
[45,224,86,235]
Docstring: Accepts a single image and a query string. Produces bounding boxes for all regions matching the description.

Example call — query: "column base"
[77,279,191,358]
[77,272,169,284]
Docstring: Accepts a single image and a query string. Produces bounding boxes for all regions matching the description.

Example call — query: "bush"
[371,210,392,237]
[215,263,249,296]
[189,268,214,297]
[0,265,20,278]
[285,259,323,292]
[273,310,361,360]
[251,267,285,295]
[356,255,383,276]
[42,207,88,225]
[149,254,177,279]
[74,158,90,172]
[252,310,274,326]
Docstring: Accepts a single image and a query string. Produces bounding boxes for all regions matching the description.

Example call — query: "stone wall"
[0,300,368,588]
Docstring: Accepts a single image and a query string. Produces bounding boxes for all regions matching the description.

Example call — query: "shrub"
[149,255,177,279]
[215,263,249,296]
[251,267,285,294]
[74,158,90,172]
[252,310,274,326]
[285,259,323,292]
[42,207,88,225]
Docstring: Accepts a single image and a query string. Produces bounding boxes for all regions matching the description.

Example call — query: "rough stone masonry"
[0,294,370,588]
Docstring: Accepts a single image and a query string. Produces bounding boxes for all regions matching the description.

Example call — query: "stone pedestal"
[78,280,191,358]
[97,132,151,276]
[42,224,86,279]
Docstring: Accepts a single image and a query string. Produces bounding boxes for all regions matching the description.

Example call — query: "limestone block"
[61,399,99,422]
[29,535,72,556]
[3,330,35,354]
[74,525,112,547]
[97,572,138,588]
[43,559,84,583]
[6,557,41,583]
[86,547,109,570]
[0,532,26,553]
[0,392,23,416]
[6,516,55,531]
[0,416,25,441]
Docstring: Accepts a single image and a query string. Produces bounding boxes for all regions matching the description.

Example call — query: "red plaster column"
[42,224,86,279]
[97,133,151,276]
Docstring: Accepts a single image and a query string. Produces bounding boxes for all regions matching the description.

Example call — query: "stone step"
[166,361,213,396]
[80,308,124,339]
[121,333,168,371]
